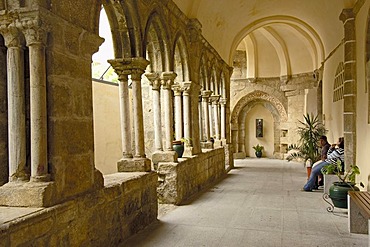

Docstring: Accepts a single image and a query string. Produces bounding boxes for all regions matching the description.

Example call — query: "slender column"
[109,59,133,158]
[4,28,27,181]
[198,95,203,141]
[182,82,192,143]
[161,72,177,151]
[220,98,227,140]
[211,95,221,140]
[131,58,150,158]
[26,27,50,181]
[208,99,214,138]
[201,90,212,142]
[146,73,163,151]
[172,84,183,140]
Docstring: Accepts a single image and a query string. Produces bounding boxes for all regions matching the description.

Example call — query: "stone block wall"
[0,172,158,246]
[157,148,226,205]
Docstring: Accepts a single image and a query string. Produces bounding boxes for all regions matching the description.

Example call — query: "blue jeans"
[303,161,329,191]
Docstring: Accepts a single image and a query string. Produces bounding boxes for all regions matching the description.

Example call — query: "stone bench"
[348,191,370,234]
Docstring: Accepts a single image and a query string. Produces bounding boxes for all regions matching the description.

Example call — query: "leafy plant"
[252,144,264,152]
[180,137,192,147]
[286,114,326,165]
[321,160,361,184]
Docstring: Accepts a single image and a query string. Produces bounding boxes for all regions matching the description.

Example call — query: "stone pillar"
[3,28,28,181]
[208,97,214,138]
[108,59,134,160]
[182,82,194,156]
[211,95,221,147]
[172,84,183,141]
[110,58,151,172]
[25,27,50,182]
[220,98,227,141]
[198,95,203,140]
[201,90,213,148]
[340,9,356,168]
[161,72,177,152]
[145,73,162,151]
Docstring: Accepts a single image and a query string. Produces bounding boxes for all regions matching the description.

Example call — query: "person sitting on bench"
[302,137,344,192]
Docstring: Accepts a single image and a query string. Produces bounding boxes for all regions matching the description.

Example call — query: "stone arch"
[143,11,171,72]
[231,90,287,157]
[173,32,190,83]
[229,15,325,69]
[231,90,287,126]
[199,54,209,90]
[102,1,142,58]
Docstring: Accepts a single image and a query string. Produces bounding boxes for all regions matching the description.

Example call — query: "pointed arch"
[173,32,190,83]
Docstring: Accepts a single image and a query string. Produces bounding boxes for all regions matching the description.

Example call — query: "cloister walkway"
[123,158,368,247]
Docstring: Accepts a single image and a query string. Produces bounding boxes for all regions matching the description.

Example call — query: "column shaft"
[173,86,183,140]
[118,74,133,157]
[220,99,226,139]
[29,43,49,181]
[131,71,146,158]
[7,46,27,181]
[183,89,191,141]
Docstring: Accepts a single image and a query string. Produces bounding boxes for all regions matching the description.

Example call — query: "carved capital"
[145,72,161,90]
[201,90,212,100]
[219,98,227,105]
[210,95,221,104]
[160,71,177,90]
[172,84,182,96]
[0,25,24,47]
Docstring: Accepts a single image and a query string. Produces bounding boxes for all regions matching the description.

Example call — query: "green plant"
[180,137,192,147]
[252,144,264,152]
[286,114,326,165]
[321,160,362,185]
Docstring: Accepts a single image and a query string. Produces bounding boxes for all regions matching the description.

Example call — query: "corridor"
[123,158,368,247]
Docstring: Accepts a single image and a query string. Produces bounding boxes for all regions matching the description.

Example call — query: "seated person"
[312,135,331,186]
[302,137,344,191]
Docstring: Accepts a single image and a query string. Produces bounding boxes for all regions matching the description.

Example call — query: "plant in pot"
[286,114,326,179]
[252,144,264,158]
[321,160,363,209]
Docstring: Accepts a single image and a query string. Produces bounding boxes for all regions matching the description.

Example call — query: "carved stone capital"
[219,98,227,105]
[210,95,221,104]
[109,57,149,81]
[160,71,177,90]
[0,25,24,47]
[201,90,212,101]
[172,84,182,96]
[145,72,161,90]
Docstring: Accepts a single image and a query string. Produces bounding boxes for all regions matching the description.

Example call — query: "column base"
[201,141,214,149]
[183,146,195,157]
[117,157,151,172]
[151,151,178,165]
[214,140,222,148]
[0,181,56,207]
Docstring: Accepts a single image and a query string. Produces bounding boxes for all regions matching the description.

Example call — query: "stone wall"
[0,172,158,246]
[157,148,225,204]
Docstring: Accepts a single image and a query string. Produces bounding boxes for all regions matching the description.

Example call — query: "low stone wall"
[0,172,158,246]
[157,147,226,205]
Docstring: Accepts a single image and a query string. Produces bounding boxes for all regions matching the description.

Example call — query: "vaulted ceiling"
[173,0,357,77]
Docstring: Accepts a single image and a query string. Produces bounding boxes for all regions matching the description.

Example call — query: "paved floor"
[122,158,368,247]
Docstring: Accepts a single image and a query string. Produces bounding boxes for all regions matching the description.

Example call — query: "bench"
[348,191,370,234]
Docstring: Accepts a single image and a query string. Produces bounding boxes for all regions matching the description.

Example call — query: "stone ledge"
[0,181,56,207]
[117,157,151,172]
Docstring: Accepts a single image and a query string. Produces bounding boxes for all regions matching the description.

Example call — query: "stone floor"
[122,158,369,247]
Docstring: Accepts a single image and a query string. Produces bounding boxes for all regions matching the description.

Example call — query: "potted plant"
[286,114,326,178]
[252,144,264,158]
[321,160,363,209]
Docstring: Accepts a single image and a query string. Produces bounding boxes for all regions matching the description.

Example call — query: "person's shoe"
[300,188,312,192]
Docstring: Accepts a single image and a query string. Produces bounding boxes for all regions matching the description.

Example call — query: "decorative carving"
[145,72,161,90]
[160,72,177,90]
[231,90,288,124]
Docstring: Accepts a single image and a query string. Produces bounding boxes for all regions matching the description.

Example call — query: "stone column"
[3,27,28,181]
[220,98,227,142]
[131,61,149,158]
[211,95,221,147]
[172,84,183,141]
[108,59,133,158]
[198,95,203,140]
[161,72,177,151]
[340,9,356,167]
[182,82,193,156]
[208,97,214,138]
[201,90,213,148]
[25,27,50,182]
[145,73,162,151]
